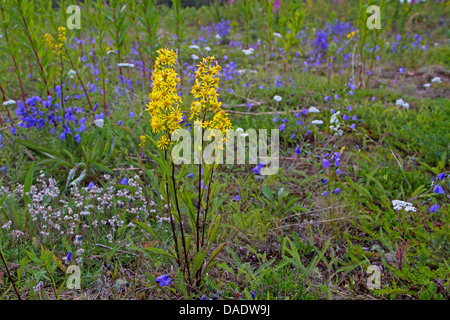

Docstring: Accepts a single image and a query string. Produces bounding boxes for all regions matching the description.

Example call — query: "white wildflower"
[215,34,222,40]
[329,112,342,136]
[33,281,44,293]
[242,48,254,55]
[2,221,12,230]
[395,99,409,109]
[431,77,442,83]
[189,45,200,50]
[235,128,249,137]
[237,69,258,75]
[68,69,76,79]
[191,54,199,60]
[308,106,320,113]
[3,100,16,106]
[273,95,282,102]
[117,63,135,68]
[330,111,341,124]
[312,120,323,125]
[392,200,416,212]
[94,119,104,128]
[273,32,282,38]
[204,46,211,52]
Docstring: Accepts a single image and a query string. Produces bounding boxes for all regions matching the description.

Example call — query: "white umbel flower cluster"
[117,63,135,68]
[2,220,12,230]
[242,48,254,55]
[3,100,16,106]
[329,111,343,136]
[431,77,442,83]
[273,95,282,102]
[392,200,416,212]
[395,99,409,109]
[94,119,104,128]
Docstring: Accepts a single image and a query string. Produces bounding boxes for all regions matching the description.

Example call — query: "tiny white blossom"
[189,45,200,50]
[3,100,16,106]
[311,120,323,125]
[94,119,104,128]
[431,77,442,83]
[204,46,211,52]
[117,63,135,68]
[330,111,341,124]
[2,221,12,230]
[191,54,199,60]
[308,106,320,113]
[68,69,76,79]
[273,95,282,102]
[273,32,282,38]
[242,48,254,55]
[235,128,249,137]
[395,99,409,109]
[392,200,416,212]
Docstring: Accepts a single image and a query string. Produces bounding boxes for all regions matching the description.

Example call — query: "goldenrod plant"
[135,49,232,294]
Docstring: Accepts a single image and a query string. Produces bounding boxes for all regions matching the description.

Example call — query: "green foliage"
[279,5,307,63]
[15,126,118,186]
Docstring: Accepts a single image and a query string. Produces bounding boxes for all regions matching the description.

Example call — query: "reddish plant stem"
[171,162,192,285]
[195,126,205,252]
[0,82,6,101]
[0,5,27,110]
[164,150,182,267]
[365,30,379,88]
[113,6,123,78]
[0,250,22,300]
[200,164,215,249]
[0,82,4,127]
[64,47,94,117]
[19,12,51,96]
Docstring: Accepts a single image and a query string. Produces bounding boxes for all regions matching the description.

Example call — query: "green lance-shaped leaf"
[262,185,274,203]
[201,242,227,277]
[23,162,35,210]
[133,220,161,242]
[192,249,207,276]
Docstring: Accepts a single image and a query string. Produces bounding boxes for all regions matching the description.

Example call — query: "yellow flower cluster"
[146,48,183,150]
[44,26,67,58]
[146,49,233,151]
[139,135,147,148]
[189,56,232,145]
[346,30,359,39]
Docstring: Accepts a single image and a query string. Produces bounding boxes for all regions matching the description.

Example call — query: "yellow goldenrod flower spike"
[139,136,147,148]
[146,49,233,150]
